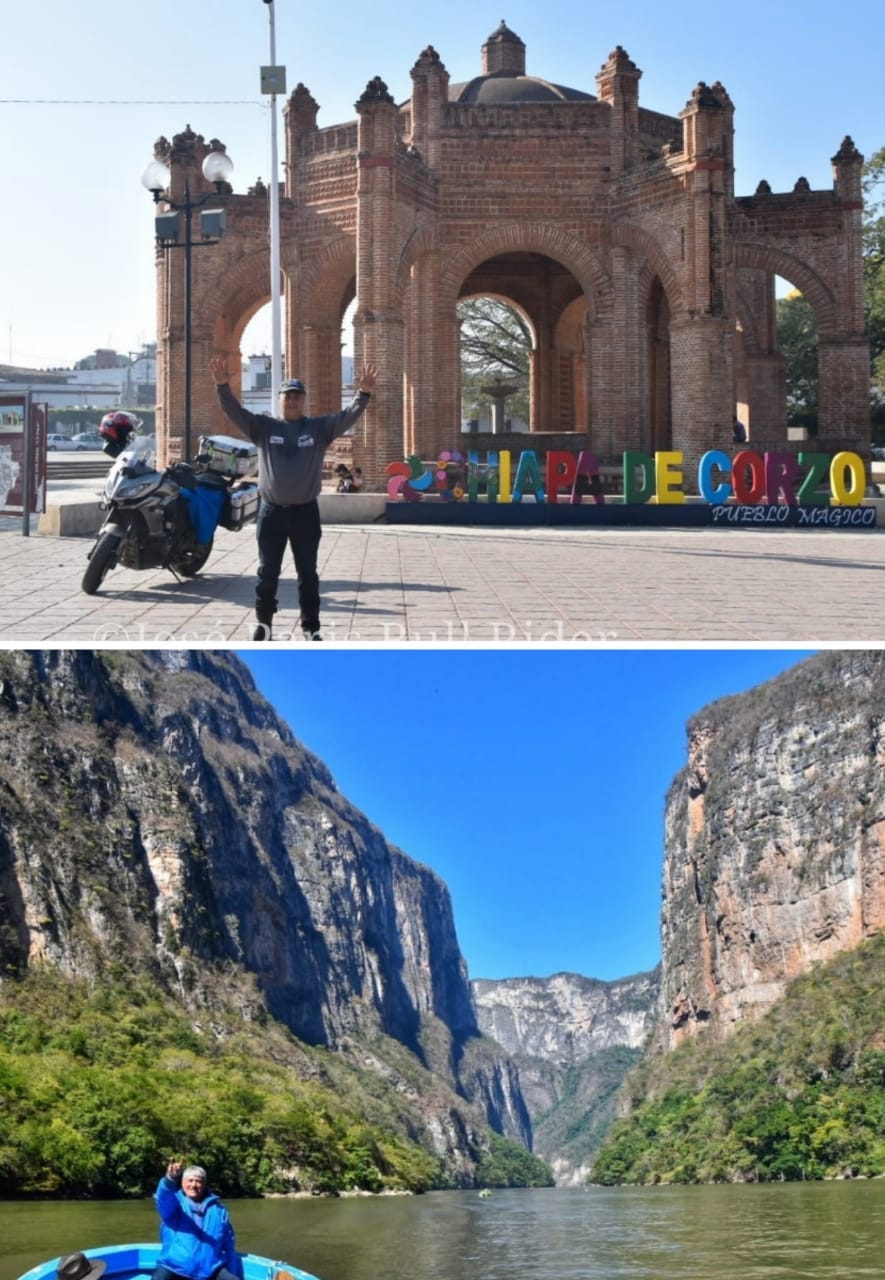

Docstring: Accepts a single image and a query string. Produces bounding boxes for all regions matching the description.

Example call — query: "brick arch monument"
[151,22,869,483]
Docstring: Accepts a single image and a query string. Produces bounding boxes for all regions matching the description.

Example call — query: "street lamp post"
[141,149,234,461]
[260,0,286,401]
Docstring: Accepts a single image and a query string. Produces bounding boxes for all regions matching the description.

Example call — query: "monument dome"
[449,21,595,105]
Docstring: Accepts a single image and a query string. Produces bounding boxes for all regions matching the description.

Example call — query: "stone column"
[744,352,787,437]
[831,137,866,335]
[679,83,730,319]
[601,247,644,453]
[409,45,449,171]
[533,322,556,433]
[669,315,735,471]
[668,83,738,470]
[406,49,449,461]
[300,327,343,418]
[586,306,616,457]
[408,250,457,462]
[595,47,641,176]
[818,338,872,446]
[282,86,320,394]
[355,77,404,487]
[284,84,319,201]
[818,138,870,449]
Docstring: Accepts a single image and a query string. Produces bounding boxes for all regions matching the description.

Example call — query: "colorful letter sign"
[386,447,870,512]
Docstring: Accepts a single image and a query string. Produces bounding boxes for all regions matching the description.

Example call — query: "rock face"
[0,650,530,1178]
[659,649,885,1049]
[473,970,659,1183]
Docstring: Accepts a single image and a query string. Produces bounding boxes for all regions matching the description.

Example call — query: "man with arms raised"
[209,357,378,641]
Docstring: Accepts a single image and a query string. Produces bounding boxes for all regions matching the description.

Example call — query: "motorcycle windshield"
[121,436,157,469]
[104,437,160,500]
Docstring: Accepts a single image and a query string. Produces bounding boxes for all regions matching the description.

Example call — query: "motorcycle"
[81,413,260,595]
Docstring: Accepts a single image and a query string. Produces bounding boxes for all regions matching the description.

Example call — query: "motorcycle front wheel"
[170,538,213,577]
[81,530,121,595]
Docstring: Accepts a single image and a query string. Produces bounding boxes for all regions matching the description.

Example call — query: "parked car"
[871,445,885,462]
[71,432,105,450]
[47,434,78,450]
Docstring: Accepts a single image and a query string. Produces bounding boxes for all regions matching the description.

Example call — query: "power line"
[0,98,262,105]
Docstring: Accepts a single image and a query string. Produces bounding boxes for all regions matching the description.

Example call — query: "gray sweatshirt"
[215,383,370,506]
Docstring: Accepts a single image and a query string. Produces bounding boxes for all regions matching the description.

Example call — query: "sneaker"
[252,622,272,641]
[302,629,322,641]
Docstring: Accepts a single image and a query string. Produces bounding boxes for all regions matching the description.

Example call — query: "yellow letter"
[829,452,865,506]
[499,451,512,503]
[655,451,685,504]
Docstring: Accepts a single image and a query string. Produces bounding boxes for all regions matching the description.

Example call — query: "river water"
[2,1183,884,1280]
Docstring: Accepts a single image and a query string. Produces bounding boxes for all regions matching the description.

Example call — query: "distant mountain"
[473,969,660,1183]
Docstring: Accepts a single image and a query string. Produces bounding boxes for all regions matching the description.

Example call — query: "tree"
[862,145,885,412]
[776,289,819,424]
[458,297,531,425]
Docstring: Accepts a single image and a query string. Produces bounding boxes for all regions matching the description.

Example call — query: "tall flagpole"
[262,1,284,399]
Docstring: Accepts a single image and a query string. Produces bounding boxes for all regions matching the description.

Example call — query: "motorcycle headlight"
[119,478,159,500]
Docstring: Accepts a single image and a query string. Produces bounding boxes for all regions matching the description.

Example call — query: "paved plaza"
[0,512,884,645]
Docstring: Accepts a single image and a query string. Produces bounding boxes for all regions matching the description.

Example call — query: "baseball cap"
[280,379,306,394]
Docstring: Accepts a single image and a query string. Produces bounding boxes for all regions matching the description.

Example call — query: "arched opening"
[732,252,843,452]
[774,274,820,440]
[732,267,788,446]
[341,296,357,393]
[231,294,358,414]
[239,302,275,413]
[458,295,532,432]
[456,251,586,434]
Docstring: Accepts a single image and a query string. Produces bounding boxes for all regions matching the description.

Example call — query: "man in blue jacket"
[153,1159,241,1280]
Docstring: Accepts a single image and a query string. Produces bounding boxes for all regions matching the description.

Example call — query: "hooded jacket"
[155,1176,239,1280]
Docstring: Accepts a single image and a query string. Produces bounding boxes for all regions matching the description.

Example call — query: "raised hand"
[355,363,379,394]
[209,357,231,386]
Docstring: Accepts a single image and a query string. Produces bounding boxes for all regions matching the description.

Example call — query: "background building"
[0,346,157,435]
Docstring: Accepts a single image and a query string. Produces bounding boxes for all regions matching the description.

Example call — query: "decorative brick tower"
[151,25,870,482]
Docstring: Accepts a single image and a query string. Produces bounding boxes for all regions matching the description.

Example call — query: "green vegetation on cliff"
[532,1045,644,1172]
[475,1133,554,1188]
[592,932,885,1185]
[0,970,550,1198]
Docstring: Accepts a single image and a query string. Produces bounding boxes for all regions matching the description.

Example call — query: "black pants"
[255,498,322,633]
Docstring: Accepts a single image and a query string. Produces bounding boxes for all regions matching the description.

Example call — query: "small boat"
[18,1244,321,1280]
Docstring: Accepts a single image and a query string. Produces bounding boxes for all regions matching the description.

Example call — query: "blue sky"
[238,648,816,982]
[2,1,882,371]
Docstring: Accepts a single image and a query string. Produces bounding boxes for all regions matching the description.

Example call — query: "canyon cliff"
[659,649,885,1049]
[0,650,531,1184]
[473,970,659,1183]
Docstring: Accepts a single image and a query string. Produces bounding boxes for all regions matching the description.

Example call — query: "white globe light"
[141,159,171,194]
[202,151,234,185]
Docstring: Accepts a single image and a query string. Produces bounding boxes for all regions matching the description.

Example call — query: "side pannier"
[220,482,260,531]
[197,434,258,478]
